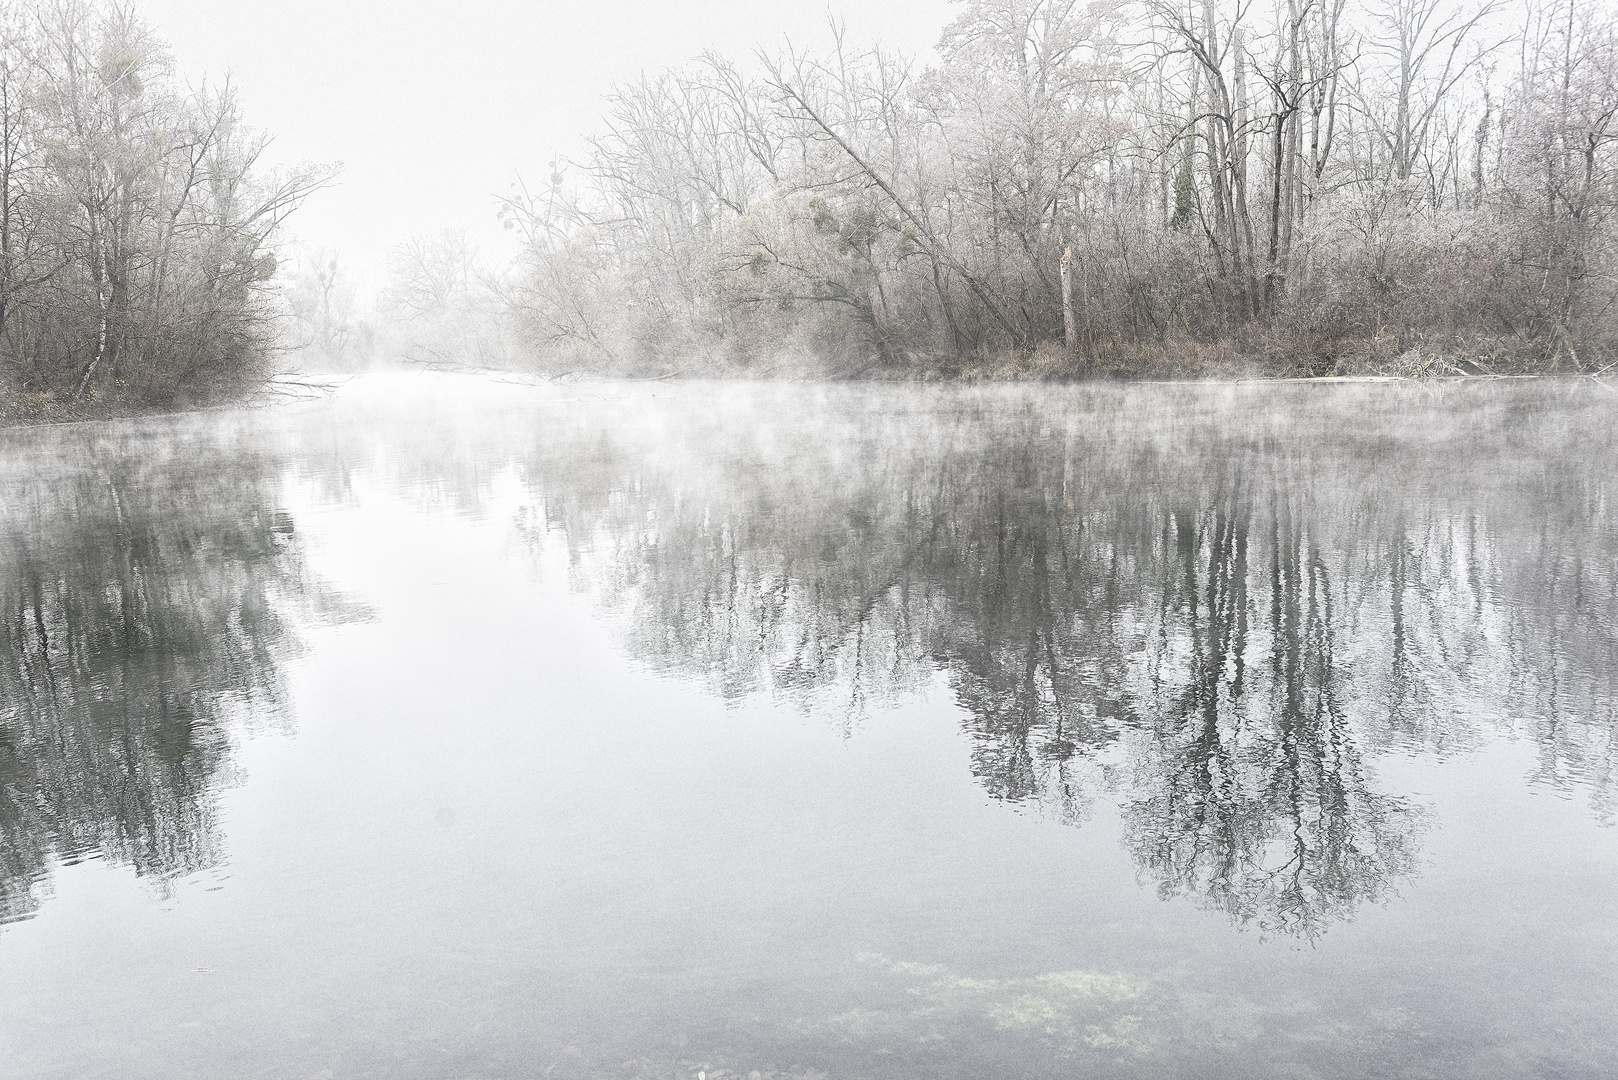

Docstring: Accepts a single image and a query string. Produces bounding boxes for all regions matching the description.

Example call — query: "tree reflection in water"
[519,382,1618,938]
[2,381,1611,944]
[0,420,358,924]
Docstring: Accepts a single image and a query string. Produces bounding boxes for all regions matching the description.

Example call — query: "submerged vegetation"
[500,0,1618,379]
[0,0,326,422]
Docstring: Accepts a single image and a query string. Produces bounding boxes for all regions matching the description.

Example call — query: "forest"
[497,0,1618,378]
[4,0,1616,412]
[0,0,325,421]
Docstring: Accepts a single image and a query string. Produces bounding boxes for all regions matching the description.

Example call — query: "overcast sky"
[137,0,955,276]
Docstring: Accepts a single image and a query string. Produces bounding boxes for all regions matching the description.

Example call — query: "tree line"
[0,0,324,417]
[501,0,1618,377]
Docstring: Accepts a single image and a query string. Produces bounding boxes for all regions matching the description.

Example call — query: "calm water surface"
[2,375,1615,1079]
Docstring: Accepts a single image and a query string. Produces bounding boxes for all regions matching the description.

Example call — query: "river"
[2,373,1615,1079]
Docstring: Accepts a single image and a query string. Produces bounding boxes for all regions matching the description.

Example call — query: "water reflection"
[0,421,356,923]
[517,381,1617,936]
[2,379,1613,946]
[1118,501,1423,938]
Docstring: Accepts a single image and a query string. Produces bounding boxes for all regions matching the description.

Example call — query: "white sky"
[138,0,955,277]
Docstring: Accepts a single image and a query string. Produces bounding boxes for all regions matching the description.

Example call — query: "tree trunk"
[1060,244,1077,354]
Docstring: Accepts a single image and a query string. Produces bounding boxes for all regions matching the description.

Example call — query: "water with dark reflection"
[2,374,1615,1079]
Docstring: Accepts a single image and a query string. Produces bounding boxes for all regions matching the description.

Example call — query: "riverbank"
[876,336,1609,382]
[7,364,1610,430]
[0,392,165,428]
[0,376,344,430]
[514,325,1605,382]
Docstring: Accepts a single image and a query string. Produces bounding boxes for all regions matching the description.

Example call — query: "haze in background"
[137,0,952,275]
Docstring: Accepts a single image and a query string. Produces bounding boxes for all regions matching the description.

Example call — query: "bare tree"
[0,0,328,409]
[501,0,1618,376]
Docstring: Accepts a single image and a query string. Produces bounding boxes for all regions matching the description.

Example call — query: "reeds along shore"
[487,0,1618,380]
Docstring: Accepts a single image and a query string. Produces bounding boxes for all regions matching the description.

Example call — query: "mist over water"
[1,375,1616,1078]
